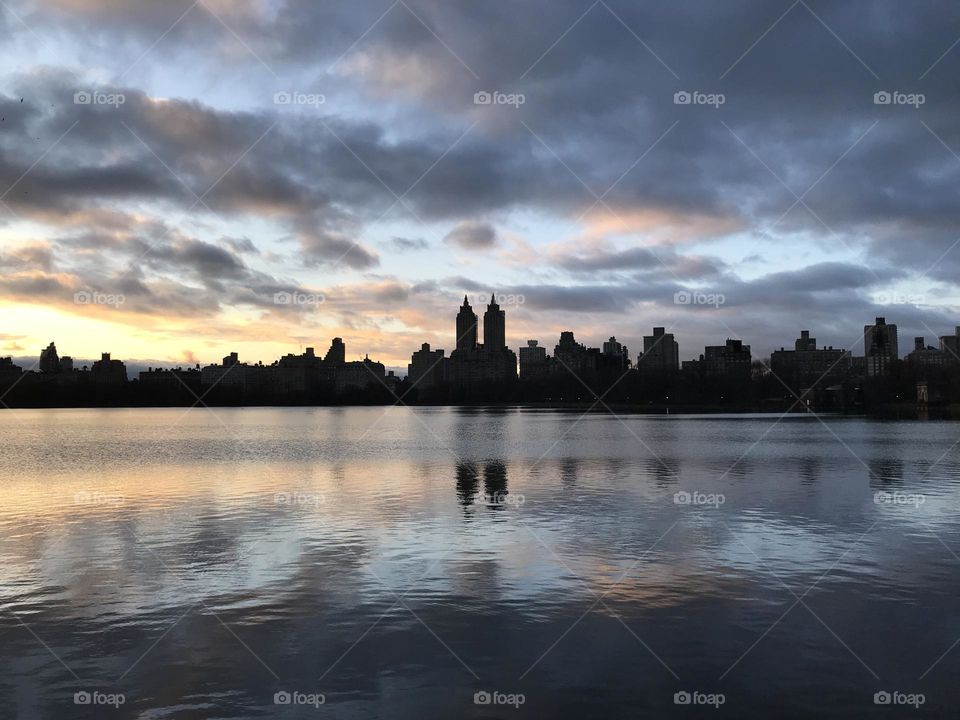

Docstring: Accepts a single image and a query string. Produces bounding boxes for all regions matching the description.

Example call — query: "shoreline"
[0,401,953,419]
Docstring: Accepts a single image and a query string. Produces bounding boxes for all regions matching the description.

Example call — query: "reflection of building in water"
[799,456,820,485]
[455,462,479,507]
[560,457,580,486]
[648,457,680,485]
[869,458,904,486]
[483,461,508,506]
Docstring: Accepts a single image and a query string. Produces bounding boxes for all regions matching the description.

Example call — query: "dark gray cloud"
[443,220,498,250]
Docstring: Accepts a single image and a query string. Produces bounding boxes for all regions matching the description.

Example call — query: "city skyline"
[8,294,960,380]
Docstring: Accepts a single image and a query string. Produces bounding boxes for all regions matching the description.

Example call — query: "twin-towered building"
[448,295,517,389]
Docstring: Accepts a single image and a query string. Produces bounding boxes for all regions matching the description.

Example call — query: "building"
[455,296,478,350]
[938,326,960,361]
[907,336,947,370]
[601,336,630,373]
[0,357,22,380]
[90,352,128,385]
[201,352,254,390]
[637,327,678,374]
[519,340,549,380]
[138,367,202,393]
[408,343,446,390]
[553,331,597,378]
[324,338,346,365]
[770,330,851,392]
[271,347,323,396]
[447,295,518,389]
[39,342,61,373]
[863,317,898,376]
[483,295,506,350]
[684,339,752,380]
[334,355,386,394]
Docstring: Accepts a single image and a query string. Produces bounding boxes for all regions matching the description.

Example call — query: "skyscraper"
[456,296,478,350]
[39,342,60,374]
[483,294,505,350]
[638,327,679,374]
[519,340,548,379]
[448,294,517,391]
[863,317,898,376]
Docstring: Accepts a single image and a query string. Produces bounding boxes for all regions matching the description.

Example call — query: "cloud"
[443,220,498,250]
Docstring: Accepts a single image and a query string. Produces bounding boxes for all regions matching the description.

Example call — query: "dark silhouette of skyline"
[3,298,960,414]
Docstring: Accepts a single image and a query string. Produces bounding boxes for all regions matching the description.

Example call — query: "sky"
[1,0,960,372]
